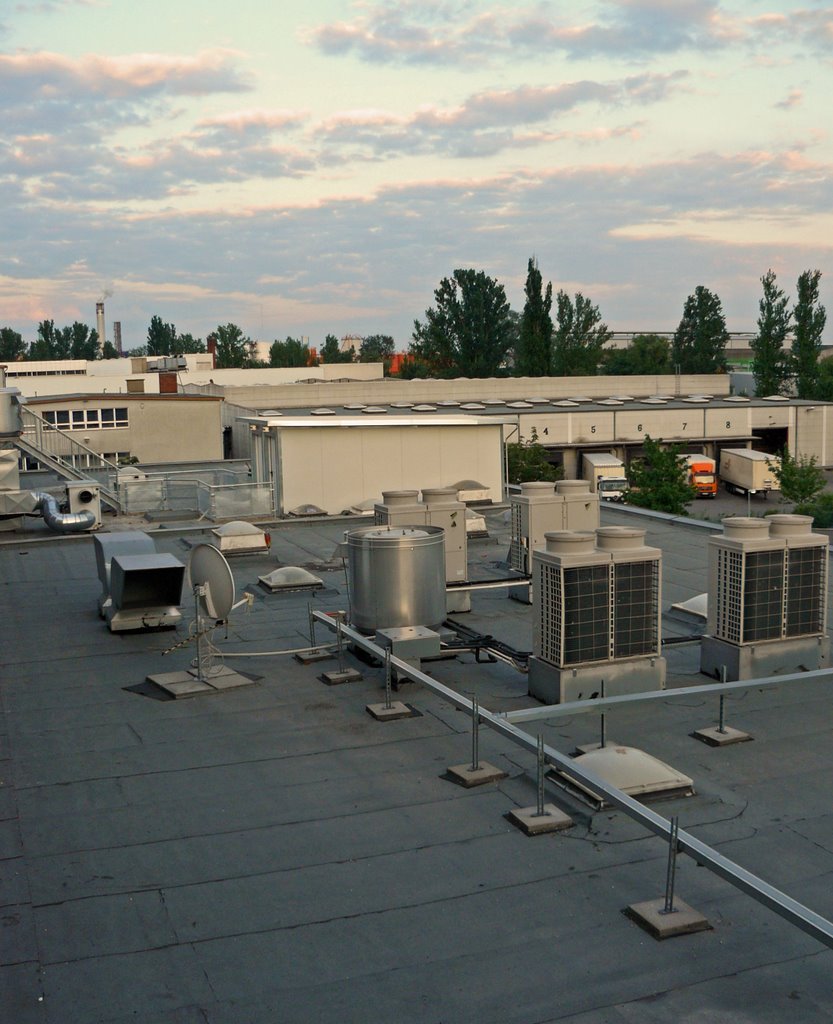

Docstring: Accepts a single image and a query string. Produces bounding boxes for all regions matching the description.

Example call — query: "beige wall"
[26,396,223,464]
[273,424,504,515]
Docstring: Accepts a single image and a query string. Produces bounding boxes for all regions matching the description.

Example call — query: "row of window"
[42,408,129,430]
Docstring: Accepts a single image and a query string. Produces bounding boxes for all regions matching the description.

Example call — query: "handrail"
[21,408,121,474]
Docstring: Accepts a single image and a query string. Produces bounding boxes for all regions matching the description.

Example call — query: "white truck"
[719,449,780,499]
[582,452,629,502]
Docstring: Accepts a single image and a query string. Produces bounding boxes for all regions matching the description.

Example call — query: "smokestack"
[96,302,106,351]
[113,321,122,355]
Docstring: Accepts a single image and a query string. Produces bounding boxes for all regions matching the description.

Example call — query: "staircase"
[18,409,123,512]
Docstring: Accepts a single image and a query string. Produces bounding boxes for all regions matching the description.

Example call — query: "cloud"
[313,71,688,160]
[303,0,736,65]
[774,88,803,110]
[0,49,253,137]
[5,146,831,348]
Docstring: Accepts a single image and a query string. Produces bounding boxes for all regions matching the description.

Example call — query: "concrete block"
[692,725,752,747]
[447,762,507,788]
[319,668,363,685]
[624,897,711,939]
[507,804,573,836]
[366,701,417,722]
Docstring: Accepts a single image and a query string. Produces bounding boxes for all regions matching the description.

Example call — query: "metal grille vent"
[538,559,660,668]
[715,548,743,643]
[509,502,526,572]
[714,543,826,644]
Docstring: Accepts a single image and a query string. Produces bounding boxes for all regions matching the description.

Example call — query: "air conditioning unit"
[375,487,471,613]
[701,515,829,680]
[528,526,666,704]
[509,480,599,603]
[66,480,102,528]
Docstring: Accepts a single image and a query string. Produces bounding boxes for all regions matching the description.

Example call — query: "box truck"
[582,452,629,502]
[681,454,718,498]
[719,449,780,498]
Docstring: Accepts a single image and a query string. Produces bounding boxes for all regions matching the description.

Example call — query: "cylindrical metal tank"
[347,525,446,632]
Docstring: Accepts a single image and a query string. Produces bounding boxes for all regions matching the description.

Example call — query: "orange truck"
[682,454,718,498]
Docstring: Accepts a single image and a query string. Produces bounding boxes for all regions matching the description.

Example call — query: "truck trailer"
[582,452,629,502]
[681,454,718,498]
[719,449,780,499]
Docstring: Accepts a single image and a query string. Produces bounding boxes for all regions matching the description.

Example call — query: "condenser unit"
[374,488,470,613]
[528,526,666,703]
[67,480,102,528]
[510,480,599,575]
[701,515,829,680]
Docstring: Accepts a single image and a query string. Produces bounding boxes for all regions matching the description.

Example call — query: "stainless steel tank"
[347,524,446,632]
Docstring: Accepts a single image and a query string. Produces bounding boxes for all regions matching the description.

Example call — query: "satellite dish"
[188,543,235,620]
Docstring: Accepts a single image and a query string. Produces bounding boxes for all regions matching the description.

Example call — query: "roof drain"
[31,491,97,533]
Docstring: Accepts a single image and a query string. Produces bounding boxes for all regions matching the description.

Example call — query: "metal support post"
[534,734,546,817]
[600,679,607,749]
[718,665,727,734]
[384,648,393,710]
[662,816,680,915]
[471,695,480,772]
[336,620,345,674]
[308,605,316,648]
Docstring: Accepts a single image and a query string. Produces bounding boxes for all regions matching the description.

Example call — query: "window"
[39,406,129,431]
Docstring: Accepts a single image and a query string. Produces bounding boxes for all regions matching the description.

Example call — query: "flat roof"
[2,508,833,1020]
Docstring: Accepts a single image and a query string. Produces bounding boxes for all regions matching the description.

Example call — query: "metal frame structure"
[313,609,833,951]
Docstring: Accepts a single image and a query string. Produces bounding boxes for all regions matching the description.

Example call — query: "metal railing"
[19,409,122,510]
[118,474,273,520]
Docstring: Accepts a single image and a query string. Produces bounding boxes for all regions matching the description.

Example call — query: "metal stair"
[18,409,123,512]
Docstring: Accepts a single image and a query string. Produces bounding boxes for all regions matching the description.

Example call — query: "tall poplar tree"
[550,291,610,376]
[515,257,552,376]
[791,270,827,399]
[671,286,729,373]
[750,270,790,396]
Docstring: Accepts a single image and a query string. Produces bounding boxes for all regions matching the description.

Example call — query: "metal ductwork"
[31,491,97,533]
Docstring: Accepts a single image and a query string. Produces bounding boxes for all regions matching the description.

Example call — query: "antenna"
[146,543,255,699]
[189,543,235,621]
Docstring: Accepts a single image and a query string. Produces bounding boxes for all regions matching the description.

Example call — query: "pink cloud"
[0,48,252,99]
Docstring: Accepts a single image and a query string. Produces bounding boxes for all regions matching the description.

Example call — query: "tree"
[791,270,827,399]
[506,429,561,484]
[147,315,176,357]
[550,291,611,376]
[30,319,62,360]
[603,334,672,375]
[269,336,312,367]
[320,334,354,364]
[750,270,790,396]
[358,334,395,364]
[626,436,694,515]
[0,327,26,361]
[769,447,826,505]
[515,257,553,376]
[101,340,120,359]
[66,321,99,360]
[214,323,257,369]
[671,286,729,373]
[172,332,206,355]
[411,268,516,377]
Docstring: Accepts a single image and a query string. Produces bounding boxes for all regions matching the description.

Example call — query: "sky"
[1,0,832,352]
